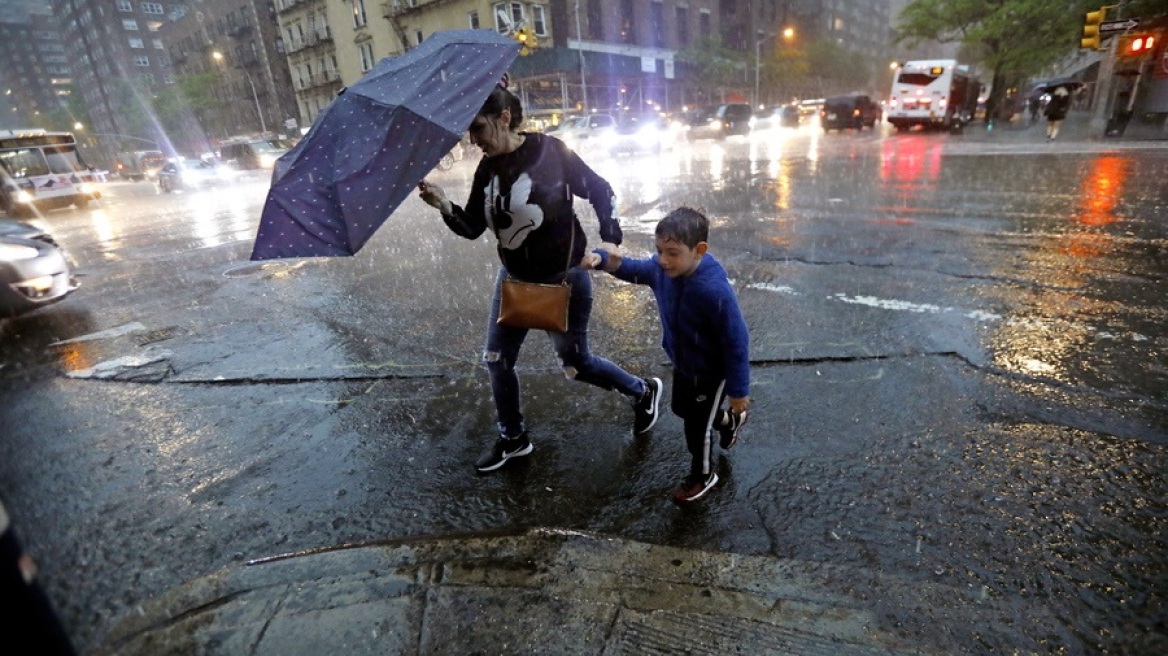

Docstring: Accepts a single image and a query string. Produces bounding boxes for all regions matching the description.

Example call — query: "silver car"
[157,159,229,193]
[0,219,79,318]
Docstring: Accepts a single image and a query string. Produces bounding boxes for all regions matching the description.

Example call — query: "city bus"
[0,129,103,217]
[886,60,980,132]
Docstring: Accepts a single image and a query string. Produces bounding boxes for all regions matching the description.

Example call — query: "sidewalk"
[961,110,1168,142]
[95,528,1054,655]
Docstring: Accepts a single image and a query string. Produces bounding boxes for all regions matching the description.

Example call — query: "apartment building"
[0,12,73,130]
[52,0,187,150]
[163,0,299,140]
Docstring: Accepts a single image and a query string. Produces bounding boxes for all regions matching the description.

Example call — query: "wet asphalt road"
[1,124,1166,654]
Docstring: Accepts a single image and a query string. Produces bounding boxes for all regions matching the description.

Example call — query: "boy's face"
[655,236,707,278]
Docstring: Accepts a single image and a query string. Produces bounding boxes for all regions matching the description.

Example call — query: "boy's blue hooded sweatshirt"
[608,252,750,398]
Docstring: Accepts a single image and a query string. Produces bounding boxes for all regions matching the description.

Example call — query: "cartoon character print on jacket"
[483,172,546,250]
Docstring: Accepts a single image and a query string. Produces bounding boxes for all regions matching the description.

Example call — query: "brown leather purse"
[496,230,574,332]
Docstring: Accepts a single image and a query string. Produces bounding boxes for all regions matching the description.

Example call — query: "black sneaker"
[717,409,748,450]
[671,472,719,504]
[475,433,533,473]
[633,377,663,434]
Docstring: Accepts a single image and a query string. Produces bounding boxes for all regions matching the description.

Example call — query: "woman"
[418,84,662,473]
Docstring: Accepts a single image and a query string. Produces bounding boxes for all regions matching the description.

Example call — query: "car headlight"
[711,120,723,130]
[77,182,97,194]
[0,243,40,262]
[259,154,278,168]
[14,189,34,203]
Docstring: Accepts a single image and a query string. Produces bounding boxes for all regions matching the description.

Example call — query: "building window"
[531,4,546,36]
[123,19,139,31]
[358,41,374,72]
[468,11,479,29]
[492,3,508,32]
[650,1,664,48]
[134,56,150,66]
[129,38,144,49]
[153,38,164,49]
[619,0,635,45]
[699,10,711,40]
[586,0,603,40]
[116,0,132,10]
[511,2,526,27]
[415,30,423,46]
[676,7,688,46]
[351,0,368,28]
[140,2,163,14]
[833,17,844,31]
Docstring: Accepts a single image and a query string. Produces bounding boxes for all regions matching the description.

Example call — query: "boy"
[584,207,750,504]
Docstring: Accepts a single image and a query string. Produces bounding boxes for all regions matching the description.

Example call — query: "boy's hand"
[729,396,750,415]
[581,252,602,269]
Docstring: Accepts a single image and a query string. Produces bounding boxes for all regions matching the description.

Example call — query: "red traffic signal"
[1118,33,1156,57]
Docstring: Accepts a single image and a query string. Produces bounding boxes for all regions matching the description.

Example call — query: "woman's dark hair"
[656,206,709,247]
[479,86,523,129]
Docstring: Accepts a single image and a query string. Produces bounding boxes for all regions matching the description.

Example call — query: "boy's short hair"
[655,206,709,248]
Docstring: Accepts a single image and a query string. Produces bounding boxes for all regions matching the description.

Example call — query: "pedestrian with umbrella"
[417,81,663,473]
[1044,85,1073,140]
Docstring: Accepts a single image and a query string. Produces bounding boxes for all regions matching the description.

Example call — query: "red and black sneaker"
[671,472,719,504]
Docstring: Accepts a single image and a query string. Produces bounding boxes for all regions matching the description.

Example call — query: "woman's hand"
[417,180,451,214]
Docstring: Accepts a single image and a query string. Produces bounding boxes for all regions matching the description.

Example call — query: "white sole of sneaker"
[475,442,533,473]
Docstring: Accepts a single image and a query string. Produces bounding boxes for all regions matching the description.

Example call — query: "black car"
[821,94,882,132]
[0,219,79,318]
[686,103,753,140]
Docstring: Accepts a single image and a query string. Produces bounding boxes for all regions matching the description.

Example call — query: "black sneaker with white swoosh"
[633,377,663,434]
[475,433,533,473]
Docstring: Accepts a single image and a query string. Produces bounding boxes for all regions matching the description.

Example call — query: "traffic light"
[1081,8,1106,50]
[513,27,538,56]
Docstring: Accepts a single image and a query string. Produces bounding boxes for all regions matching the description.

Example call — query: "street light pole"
[755,34,775,109]
[240,69,266,135]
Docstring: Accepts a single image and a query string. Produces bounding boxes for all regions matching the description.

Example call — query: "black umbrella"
[1035,77,1084,93]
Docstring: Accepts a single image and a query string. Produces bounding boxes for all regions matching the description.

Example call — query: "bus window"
[897,72,940,86]
[44,146,86,174]
[0,148,50,178]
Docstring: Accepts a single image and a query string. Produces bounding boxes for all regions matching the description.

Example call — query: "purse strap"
[560,221,575,280]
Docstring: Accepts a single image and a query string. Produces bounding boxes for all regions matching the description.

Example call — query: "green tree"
[153,73,220,154]
[676,37,749,100]
[894,0,1088,120]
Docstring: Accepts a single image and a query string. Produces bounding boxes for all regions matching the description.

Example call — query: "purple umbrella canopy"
[251,30,520,260]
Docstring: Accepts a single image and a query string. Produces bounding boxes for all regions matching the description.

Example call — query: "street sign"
[1100,19,1140,34]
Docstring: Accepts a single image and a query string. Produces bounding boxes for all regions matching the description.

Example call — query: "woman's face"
[468,109,510,156]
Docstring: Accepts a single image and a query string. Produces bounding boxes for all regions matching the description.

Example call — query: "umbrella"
[251,30,520,260]
[1035,77,1084,93]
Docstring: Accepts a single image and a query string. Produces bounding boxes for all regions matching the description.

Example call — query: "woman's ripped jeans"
[483,266,646,438]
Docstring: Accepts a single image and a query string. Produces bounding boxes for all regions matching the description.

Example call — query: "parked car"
[820,95,882,132]
[554,114,618,153]
[0,218,78,318]
[685,103,753,140]
[157,158,230,193]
